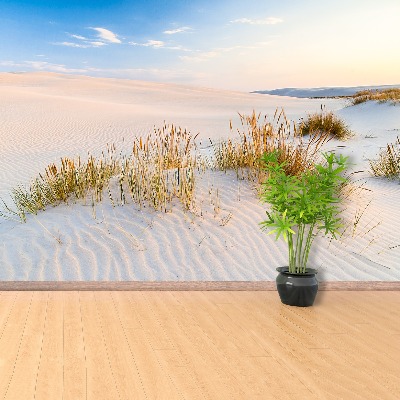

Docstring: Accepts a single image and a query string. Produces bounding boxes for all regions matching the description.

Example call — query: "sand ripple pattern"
[0,170,399,281]
[0,73,399,281]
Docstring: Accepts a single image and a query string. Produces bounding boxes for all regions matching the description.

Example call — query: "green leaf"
[260,149,349,264]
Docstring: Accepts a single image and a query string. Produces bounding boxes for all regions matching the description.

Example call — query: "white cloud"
[230,17,283,25]
[129,40,191,51]
[90,41,107,47]
[166,45,190,51]
[89,27,121,44]
[55,41,91,48]
[144,40,164,48]
[53,41,106,48]
[163,26,192,35]
[69,34,89,41]
[54,30,110,49]
[129,40,165,48]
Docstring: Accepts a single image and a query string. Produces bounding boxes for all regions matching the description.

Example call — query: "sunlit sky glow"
[1,0,399,91]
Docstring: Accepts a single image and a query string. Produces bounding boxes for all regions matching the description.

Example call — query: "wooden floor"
[0,291,399,399]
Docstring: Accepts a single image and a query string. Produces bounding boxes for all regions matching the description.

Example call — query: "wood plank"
[145,291,250,399]
[4,292,49,399]
[305,292,400,357]
[78,291,121,400]
[62,291,87,400]
[0,292,33,398]
[227,291,400,400]
[34,292,64,399]
[0,292,18,333]
[0,290,398,399]
[126,291,203,399]
[93,291,148,399]
[171,291,284,399]
[213,292,327,399]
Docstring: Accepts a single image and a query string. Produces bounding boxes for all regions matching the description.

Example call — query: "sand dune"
[0,73,339,196]
[0,72,399,281]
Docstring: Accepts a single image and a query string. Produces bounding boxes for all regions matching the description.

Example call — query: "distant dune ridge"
[0,72,399,282]
[253,84,400,98]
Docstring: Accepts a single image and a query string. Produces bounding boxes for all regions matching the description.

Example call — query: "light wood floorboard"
[0,291,398,399]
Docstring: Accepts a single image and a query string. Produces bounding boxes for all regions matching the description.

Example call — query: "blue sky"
[1,0,399,90]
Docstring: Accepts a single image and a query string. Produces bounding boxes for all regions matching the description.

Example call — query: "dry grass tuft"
[369,136,400,179]
[6,146,119,222]
[2,124,204,222]
[351,88,400,105]
[121,124,204,211]
[299,108,353,140]
[1,109,345,223]
[212,108,330,183]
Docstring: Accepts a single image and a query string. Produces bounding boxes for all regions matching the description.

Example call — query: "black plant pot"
[276,267,318,307]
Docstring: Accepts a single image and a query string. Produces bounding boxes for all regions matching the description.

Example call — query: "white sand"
[0,72,399,281]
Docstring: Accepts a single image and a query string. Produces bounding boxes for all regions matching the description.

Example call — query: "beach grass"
[1,109,356,223]
[120,123,204,211]
[369,136,400,179]
[4,148,119,222]
[299,108,353,140]
[2,124,203,222]
[211,109,330,183]
[351,88,400,105]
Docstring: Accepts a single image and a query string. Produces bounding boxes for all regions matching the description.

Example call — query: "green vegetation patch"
[260,150,349,273]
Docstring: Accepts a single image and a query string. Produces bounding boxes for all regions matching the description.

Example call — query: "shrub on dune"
[212,109,330,183]
[1,124,203,222]
[299,109,353,141]
[0,109,347,223]
[351,88,400,105]
[369,136,400,179]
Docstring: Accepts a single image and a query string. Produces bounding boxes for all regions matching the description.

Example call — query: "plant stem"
[288,232,294,273]
[301,223,315,272]
[296,223,305,273]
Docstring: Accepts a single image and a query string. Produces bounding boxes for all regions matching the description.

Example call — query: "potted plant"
[260,149,349,306]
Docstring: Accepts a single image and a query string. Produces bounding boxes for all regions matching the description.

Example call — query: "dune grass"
[211,109,330,183]
[120,124,204,211]
[1,109,353,223]
[8,151,118,222]
[1,124,203,222]
[299,108,353,140]
[369,136,400,179]
[351,88,400,105]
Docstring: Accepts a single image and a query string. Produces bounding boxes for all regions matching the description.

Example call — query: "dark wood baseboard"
[0,281,398,291]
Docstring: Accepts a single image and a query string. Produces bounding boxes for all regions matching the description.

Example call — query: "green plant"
[260,149,349,273]
[369,136,400,179]
[299,109,352,140]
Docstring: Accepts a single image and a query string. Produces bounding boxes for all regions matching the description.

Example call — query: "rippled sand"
[0,72,399,281]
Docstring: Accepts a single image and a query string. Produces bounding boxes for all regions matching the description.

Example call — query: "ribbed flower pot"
[276,267,318,307]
